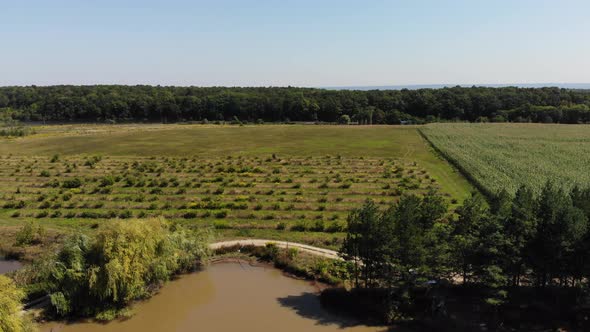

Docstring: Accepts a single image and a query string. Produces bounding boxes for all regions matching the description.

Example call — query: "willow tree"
[44,218,210,320]
[0,275,33,332]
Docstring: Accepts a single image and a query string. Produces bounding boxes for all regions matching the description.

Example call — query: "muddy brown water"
[0,258,23,274]
[40,262,387,332]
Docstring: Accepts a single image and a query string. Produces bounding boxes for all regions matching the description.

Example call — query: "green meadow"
[0,124,471,250]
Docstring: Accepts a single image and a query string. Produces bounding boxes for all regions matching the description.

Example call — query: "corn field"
[420,123,590,195]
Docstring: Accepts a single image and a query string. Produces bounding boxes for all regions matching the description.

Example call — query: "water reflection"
[0,258,22,274]
[41,262,387,332]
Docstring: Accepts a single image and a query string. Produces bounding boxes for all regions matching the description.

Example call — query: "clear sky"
[1,0,589,87]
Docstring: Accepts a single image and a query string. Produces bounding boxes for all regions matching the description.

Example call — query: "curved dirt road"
[210,239,342,260]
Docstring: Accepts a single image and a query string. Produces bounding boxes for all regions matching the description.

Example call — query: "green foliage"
[338,114,351,125]
[39,218,210,319]
[61,177,82,188]
[0,112,34,137]
[340,182,590,324]
[342,191,450,288]
[14,221,44,246]
[0,275,32,332]
[3,86,589,124]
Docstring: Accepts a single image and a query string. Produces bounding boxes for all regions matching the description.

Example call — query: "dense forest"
[1,85,590,124]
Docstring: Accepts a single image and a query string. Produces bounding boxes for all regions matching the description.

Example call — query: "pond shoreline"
[38,261,384,332]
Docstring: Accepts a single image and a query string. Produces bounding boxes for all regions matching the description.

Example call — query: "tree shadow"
[277,292,407,331]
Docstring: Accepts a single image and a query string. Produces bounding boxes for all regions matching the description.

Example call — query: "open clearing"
[0,124,471,249]
[421,123,590,195]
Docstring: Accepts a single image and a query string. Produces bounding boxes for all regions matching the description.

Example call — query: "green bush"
[338,114,351,125]
[62,177,82,188]
[291,221,308,232]
[183,212,197,219]
[325,221,345,233]
[118,210,133,219]
[311,219,325,232]
[15,221,44,246]
[99,176,115,187]
[0,275,32,331]
[214,210,228,218]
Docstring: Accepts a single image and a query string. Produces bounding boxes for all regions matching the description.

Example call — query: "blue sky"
[1,0,589,86]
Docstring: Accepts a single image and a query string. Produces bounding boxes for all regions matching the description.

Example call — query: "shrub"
[99,187,112,194]
[213,221,231,229]
[15,221,44,246]
[291,221,308,232]
[183,212,197,219]
[118,210,133,219]
[150,188,163,194]
[99,176,115,187]
[84,155,102,168]
[40,170,51,177]
[15,222,34,245]
[62,177,82,188]
[338,114,351,125]
[79,211,102,219]
[36,211,49,218]
[325,221,345,233]
[311,220,325,232]
[214,210,228,218]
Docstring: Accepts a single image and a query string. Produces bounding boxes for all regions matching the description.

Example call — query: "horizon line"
[0,82,589,90]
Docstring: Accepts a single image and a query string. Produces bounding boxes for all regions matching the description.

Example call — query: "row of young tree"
[341,182,590,298]
[1,85,590,124]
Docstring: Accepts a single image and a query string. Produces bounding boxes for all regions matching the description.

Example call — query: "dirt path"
[210,239,342,260]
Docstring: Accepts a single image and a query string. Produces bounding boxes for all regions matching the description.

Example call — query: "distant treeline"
[1,85,590,124]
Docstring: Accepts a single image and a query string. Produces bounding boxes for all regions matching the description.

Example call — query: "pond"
[0,257,23,274]
[40,262,387,332]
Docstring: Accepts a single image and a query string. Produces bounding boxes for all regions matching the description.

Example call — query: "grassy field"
[0,124,471,251]
[421,123,590,195]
